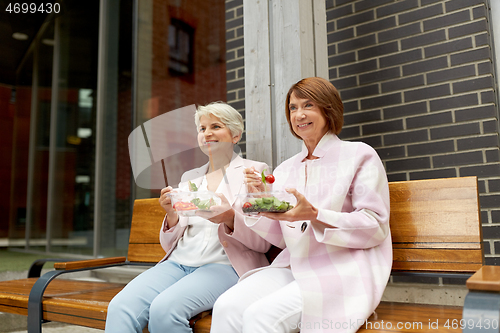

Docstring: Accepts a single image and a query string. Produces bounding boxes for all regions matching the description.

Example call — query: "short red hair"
[285,77,344,140]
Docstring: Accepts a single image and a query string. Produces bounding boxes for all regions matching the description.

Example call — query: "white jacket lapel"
[219,154,244,206]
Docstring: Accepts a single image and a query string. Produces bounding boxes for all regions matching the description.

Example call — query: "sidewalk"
[3,320,101,333]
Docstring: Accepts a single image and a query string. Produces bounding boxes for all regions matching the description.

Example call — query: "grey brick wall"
[225,0,246,156]
[328,0,500,266]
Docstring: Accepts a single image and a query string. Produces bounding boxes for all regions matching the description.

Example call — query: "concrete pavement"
[7,324,101,333]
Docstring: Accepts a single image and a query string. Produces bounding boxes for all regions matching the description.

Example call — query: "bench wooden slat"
[393,248,483,268]
[392,261,483,273]
[0,303,28,316]
[389,177,483,273]
[360,302,462,332]
[0,278,124,302]
[392,235,482,244]
[393,243,480,249]
[127,244,165,263]
[0,291,30,310]
[127,198,168,263]
[41,312,106,330]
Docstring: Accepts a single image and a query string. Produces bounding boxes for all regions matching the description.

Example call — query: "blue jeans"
[105,261,239,333]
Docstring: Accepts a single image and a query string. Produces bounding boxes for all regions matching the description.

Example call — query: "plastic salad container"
[239,191,295,215]
[170,190,221,217]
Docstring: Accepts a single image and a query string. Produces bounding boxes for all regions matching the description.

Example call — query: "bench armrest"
[28,258,80,278]
[28,256,128,333]
[466,265,500,292]
[463,266,500,329]
[53,256,127,270]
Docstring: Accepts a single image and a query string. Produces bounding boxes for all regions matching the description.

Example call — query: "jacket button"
[222,241,228,248]
[301,222,307,232]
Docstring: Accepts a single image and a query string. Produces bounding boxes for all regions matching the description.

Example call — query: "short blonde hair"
[195,102,244,142]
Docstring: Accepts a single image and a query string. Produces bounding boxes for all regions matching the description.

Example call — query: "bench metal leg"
[463,291,500,332]
[27,270,63,333]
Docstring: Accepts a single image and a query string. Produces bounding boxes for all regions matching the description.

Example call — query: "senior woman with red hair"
[211,77,392,333]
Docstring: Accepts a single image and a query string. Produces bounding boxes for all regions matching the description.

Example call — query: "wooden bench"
[0,176,496,333]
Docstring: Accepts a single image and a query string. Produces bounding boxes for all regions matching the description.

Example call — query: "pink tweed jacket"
[243,133,392,333]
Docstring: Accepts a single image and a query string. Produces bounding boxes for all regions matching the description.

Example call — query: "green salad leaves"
[242,196,293,213]
[190,197,216,210]
[188,181,198,192]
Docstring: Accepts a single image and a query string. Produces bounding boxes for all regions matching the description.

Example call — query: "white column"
[244,0,328,169]
[487,0,500,138]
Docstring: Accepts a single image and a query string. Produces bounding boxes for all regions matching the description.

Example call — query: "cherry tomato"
[173,201,198,211]
[242,202,252,209]
[265,174,275,184]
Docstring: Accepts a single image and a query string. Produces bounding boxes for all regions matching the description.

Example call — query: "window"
[168,18,194,76]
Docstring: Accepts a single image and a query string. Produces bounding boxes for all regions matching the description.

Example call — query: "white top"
[168,175,231,267]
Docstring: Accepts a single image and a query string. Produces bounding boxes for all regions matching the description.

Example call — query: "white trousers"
[211,267,302,333]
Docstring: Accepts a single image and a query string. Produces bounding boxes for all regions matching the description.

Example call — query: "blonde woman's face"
[197,114,238,154]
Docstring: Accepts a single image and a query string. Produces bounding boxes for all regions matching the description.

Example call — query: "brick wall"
[327,0,500,266]
[225,0,246,156]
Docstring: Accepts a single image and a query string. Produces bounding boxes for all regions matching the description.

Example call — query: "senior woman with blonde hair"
[211,78,392,333]
[105,102,271,333]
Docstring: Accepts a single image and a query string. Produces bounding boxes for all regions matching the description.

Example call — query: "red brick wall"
[150,0,227,115]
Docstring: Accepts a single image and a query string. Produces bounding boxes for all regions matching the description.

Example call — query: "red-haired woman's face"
[288,92,328,142]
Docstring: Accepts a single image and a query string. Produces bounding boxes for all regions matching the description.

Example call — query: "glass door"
[8,0,134,257]
[9,51,34,249]
[44,3,99,255]
[28,22,55,252]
